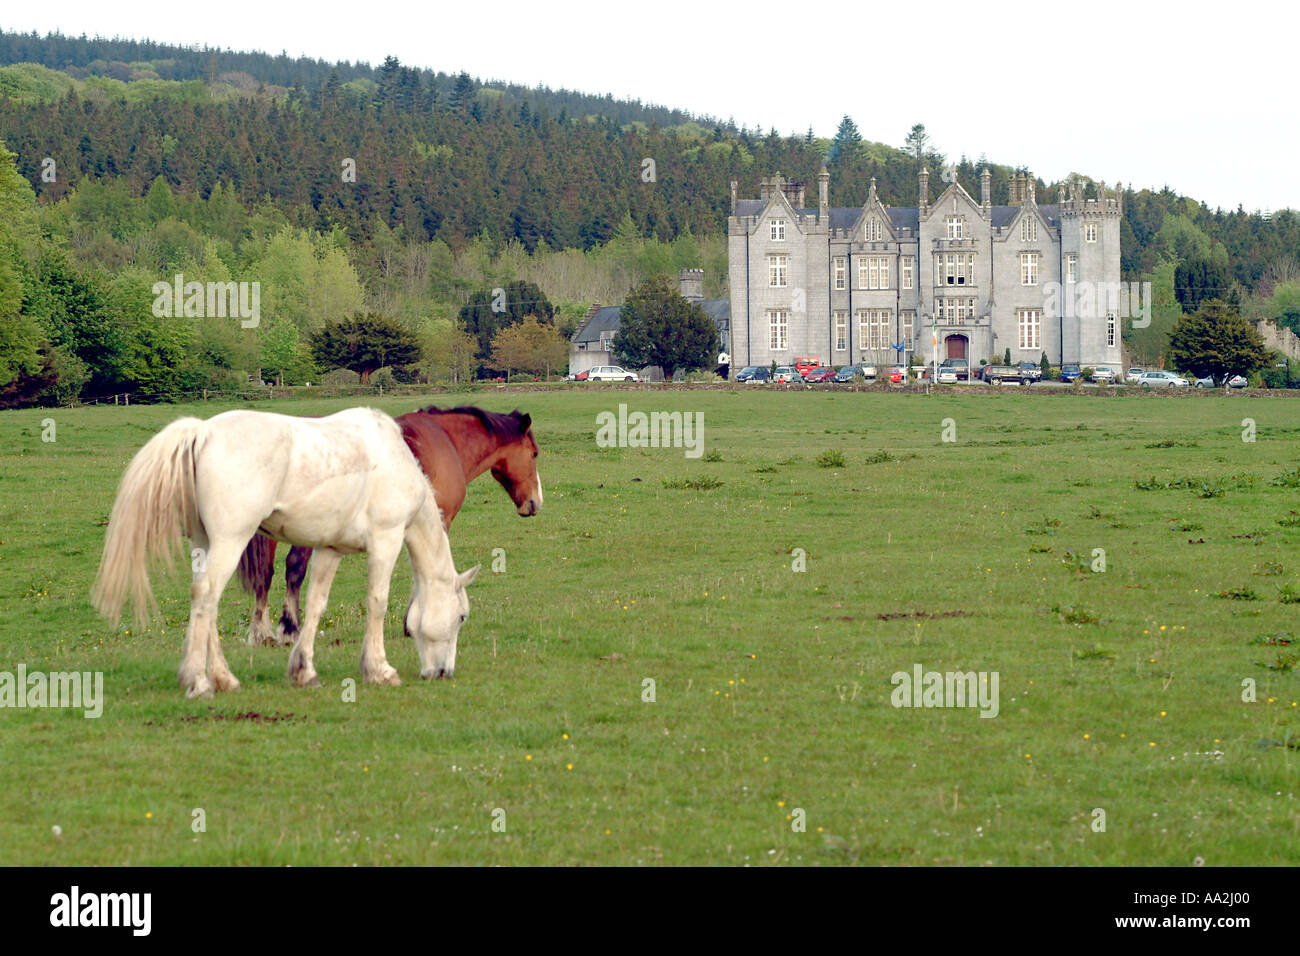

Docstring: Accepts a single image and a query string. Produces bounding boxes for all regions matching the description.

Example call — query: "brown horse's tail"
[91,417,205,626]
[237,534,276,596]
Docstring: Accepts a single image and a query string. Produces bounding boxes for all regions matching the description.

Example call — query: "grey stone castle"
[726,166,1123,371]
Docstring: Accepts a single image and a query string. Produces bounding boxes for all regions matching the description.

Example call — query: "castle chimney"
[980,167,990,209]
[919,166,930,212]
[1026,171,1035,205]
[679,268,704,302]
[818,166,829,218]
[730,179,738,214]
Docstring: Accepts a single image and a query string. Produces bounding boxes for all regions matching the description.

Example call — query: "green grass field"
[1,386,1297,865]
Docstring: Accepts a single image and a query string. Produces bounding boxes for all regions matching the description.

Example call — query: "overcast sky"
[3,0,1293,213]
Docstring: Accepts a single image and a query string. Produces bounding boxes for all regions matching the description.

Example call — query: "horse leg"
[178,530,213,698]
[179,534,244,697]
[360,530,404,686]
[276,545,312,644]
[245,537,278,646]
[287,547,341,687]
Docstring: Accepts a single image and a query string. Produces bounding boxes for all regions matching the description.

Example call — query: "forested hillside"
[1,28,1298,404]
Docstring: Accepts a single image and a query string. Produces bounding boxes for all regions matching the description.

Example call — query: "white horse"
[92,407,479,698]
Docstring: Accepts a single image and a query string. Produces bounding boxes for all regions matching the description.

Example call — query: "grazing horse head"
[417,406,543,518]
[491,411,543,517]
[406,564,480,679]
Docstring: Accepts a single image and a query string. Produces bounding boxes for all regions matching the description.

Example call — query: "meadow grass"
[0,387,1297,865]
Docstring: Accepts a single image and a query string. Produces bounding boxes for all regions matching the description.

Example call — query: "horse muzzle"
[517,498,539,517]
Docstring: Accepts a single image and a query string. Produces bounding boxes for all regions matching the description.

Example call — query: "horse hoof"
[364,666,401,687]
[185,677,215,699]
[213,673,241,693]
[291,671,320,688]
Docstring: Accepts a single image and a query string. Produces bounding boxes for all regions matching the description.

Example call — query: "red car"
[803,367,837,383]
[887,366,906,384]
[795,357,822,377]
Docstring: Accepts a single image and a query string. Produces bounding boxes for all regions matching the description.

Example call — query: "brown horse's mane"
[415,405,529,441]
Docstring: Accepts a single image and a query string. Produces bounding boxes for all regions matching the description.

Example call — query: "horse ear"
[457,564,481,589]
[516,412,531,433]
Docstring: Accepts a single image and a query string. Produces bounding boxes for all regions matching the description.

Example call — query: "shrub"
[815,449,847,468]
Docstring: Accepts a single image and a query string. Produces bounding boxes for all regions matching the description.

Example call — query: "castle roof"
[734,200,1062,233]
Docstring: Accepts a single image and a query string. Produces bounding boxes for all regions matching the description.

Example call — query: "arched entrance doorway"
[945,334,968,361]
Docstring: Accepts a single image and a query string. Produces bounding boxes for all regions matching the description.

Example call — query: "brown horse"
[237,405,542,645]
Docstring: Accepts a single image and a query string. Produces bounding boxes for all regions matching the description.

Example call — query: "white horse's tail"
[92,417,206,625]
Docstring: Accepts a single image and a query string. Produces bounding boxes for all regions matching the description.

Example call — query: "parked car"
[1226,374,1248,388]
[1125,367,1144,385]
[1017,362,1043,382]
[1193,374,1216,388]
[587,365,639,382]
[886,365,906,384]
[984,364,1033,385]
[860,364,878,380]
[936,366,959,384]
[833,366,861,383]
[772,366,802,384]
[803,367,837,383]
[1090,366,1117,384]
[794,357,822,378]
[566,369,589,381]
[939,358,970,381]
[1138,370,1188,387]
[1060,364,1083,384]
[735,366,769,383]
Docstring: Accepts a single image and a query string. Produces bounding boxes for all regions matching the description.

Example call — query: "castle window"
[938,298,974,324]
[1021,217,1038,242]
[867,218,883,241]
[937,253,974,286]
[770,219,786,241]
[946,216,965,239]
[1107,312,1117,347]
[858,309,891,350]
[1084,222,1098,243]
[1020,252,1040,286]
[834,257,846,290]
[1066,254,1078,283]
[902,311,915,351]
[768,255,788,288]
[902,257,914,290]
[835,312,847,351]
[1018,309,1042,350]
[768,310,788,350]
[866,257,889,290]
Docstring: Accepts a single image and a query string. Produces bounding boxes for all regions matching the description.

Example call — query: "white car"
[1138,370,1188,388]
[772,366,801,383]
[1090,366,1116,384]
[936,367,959,384]
[1125,367,1144,384]
[586,365,639,382]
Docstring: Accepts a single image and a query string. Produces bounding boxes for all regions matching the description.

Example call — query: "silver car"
[1138,370,1188,388]
[587,365,639,382]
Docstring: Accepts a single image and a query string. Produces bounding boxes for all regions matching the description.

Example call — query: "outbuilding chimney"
[679,268,704,302]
